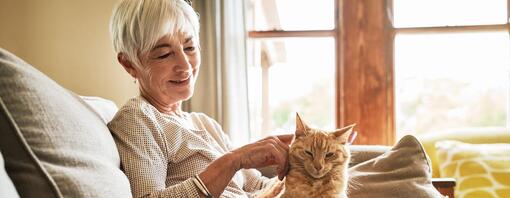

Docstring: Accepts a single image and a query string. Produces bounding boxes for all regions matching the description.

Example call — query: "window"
[243,0,509,145]
[245,0,336,141]
[394,0,510,138]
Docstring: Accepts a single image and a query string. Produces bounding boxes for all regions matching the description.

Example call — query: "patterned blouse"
[108,96,273,198]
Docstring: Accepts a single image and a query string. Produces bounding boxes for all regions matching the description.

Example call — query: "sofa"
[0,48,451,198]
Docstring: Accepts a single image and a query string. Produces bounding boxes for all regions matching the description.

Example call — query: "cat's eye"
[305,150,313,157]
[325,152,334,158]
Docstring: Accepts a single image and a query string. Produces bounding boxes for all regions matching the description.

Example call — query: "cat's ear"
[295,113,309,137]
[332,124,355,144]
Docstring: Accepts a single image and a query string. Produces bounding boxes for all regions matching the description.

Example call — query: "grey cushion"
[348,135,444,198]
[0,48,131,197]
[0,151,20,198]
[0,97,61,197]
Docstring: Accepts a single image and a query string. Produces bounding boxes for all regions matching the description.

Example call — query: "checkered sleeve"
[205,116,275,193]
[108,103,201,198]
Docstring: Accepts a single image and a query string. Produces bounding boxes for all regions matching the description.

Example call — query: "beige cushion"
[0,48,131,197]
[348,135,444,198]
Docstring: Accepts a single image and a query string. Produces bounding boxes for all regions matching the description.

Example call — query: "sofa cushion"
[80,96,119,124]
[348,135,444,198]
[435,140,510,198]
[0,48,131,197]
[0,98,61,197]
[418,128,510,178]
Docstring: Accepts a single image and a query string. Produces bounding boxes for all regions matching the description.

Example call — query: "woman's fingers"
[266,144,286,173]
[276,134,294,145]
[267,136,290,153]
[233,135,291,180]
[262,136,292,180]
[278,163,289,180]
[262,138,289,180]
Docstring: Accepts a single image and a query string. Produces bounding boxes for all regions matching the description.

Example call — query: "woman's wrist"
[224,151,242,171]
[197,152,241,197]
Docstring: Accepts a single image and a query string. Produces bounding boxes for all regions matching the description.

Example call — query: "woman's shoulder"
[187,112,211,120]
[108,97,197,146]
[187,112,225,134]
[108,96,164,131]
[116,96,154,113]
[187,112,220,126]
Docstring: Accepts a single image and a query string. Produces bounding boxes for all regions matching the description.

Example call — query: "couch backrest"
[0,48,131,198]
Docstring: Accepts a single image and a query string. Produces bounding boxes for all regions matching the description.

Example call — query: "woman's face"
[136,31,201,109]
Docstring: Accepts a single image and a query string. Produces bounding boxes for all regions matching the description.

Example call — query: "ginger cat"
[281,113,354,198]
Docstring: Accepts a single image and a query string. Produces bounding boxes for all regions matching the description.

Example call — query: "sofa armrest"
[432,178,456,198]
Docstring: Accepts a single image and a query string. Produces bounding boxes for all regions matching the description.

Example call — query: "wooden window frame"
[247,1,339,139]
[247,0,510,145]
[390,0,510,145]
[338,0,394,145]
[342,0,510,145]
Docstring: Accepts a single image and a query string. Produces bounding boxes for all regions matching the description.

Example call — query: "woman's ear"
[117,53,137,79]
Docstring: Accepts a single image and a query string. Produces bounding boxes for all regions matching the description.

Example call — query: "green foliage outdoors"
[271,79,334,131]
[397,78,506,135]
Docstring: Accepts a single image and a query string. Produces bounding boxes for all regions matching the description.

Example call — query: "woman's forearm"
[198,152,240,197]
[198,134,292,197]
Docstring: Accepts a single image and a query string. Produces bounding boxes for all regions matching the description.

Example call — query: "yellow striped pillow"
[435,140,510,198]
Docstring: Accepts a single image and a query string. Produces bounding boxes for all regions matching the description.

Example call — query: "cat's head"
[289,113,355,179]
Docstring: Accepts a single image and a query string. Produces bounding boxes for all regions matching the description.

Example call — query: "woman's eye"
[156,51,175,59]
[157,53,170,59]
[325,152,334,158]
[305,150,313,157]
[184,46,195,51]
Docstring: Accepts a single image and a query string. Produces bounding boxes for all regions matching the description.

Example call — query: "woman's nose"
[174,50,192,73]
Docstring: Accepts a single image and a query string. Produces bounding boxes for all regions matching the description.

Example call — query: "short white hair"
[110,0,199,67]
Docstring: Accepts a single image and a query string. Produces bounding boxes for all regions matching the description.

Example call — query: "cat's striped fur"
[281,113,354,198]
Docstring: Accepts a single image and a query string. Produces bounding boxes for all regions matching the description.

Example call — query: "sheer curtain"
[184,0,251,146]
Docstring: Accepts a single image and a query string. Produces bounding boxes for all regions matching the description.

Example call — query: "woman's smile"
[168,75,191,86]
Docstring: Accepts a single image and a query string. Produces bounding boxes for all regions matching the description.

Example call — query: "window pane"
[245,0,334,31]
[394,0,507,28]
[395,32,510,139]
[247,38,335,141]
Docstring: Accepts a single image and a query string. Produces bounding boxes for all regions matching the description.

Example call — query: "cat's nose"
[313,162,322,171]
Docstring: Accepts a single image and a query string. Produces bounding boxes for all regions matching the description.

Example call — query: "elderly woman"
[107,0,291,197]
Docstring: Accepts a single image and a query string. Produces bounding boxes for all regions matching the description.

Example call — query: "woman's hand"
[231,134,293,180]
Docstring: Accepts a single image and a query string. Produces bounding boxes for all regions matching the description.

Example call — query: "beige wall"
[0,0,138,106]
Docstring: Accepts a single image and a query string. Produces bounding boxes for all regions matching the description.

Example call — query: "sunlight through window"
[394,0,510,138]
